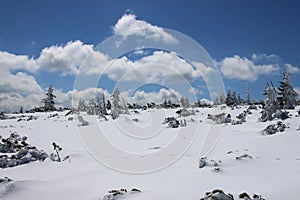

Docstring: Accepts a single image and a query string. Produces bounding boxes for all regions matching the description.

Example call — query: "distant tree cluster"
[214,87,251,106]
[260,70,298,121]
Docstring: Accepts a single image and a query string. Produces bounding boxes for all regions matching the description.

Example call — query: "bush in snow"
[0,133,47,168]
[262,121,288,135]
[168,119,180,128]
[102,188,141,200]
[0,177,12,183]
[235,153,253,160]
[208,113,232,124]
[199,157,221,169]
[199,189,234,200]
[78,116,89,126]
[50,142,70,162]
[199,190,265,200]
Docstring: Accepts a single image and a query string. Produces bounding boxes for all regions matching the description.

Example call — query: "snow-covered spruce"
[278,70,298,109]
[259,82,279,122]
[0,133,47,168]
[42,85,56,111]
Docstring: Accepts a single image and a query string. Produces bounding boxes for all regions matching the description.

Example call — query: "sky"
[0,0,300,112]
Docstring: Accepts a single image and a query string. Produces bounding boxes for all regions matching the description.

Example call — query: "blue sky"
[0,0,299,111]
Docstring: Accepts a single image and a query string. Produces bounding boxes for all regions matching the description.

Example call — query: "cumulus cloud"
[124,88,182,105]
[0,72,43,95]
[0,92,43,113]
[0,40,111,76]
[113,14,178,44]
[220,55,280,81]
[37,40,111,75]
[251,53,279,63]
[0,51,38,73]
[106,51,210,83]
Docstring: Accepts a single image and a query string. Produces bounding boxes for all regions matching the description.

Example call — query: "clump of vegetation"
[199,189,265,200]
[262,121,288,135]
[103,188,141,200]
[0,133,47,168]
[50,142,69,162]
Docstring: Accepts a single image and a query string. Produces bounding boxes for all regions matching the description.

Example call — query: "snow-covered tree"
[226,89,234,106]
[237,93,242,105]
[106,100,111,110]
[111,88,120,109]
[42,85,56,111]
[260,82,279,122]
[246,86,251,105]
[180,97,189,108]
[77,99,86,111]
[86,99,96,115]
[111,88,121,119]
[232,91,237,105]
[219,93,226,104]
[96,92,107,115]
[214,97,220,105]
[278,70,298,109]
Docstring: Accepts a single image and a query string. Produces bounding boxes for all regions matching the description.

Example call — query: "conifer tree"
[278,70,298,109]
[42,85,56,111]
[246,86,251,105]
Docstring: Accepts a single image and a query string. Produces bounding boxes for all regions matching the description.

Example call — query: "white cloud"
[113,14,178,44]
[0,40,111,76]
[0,51,38,73]
[106,51,210,83]
[285,64,299,74]
[0,72,42,95]
[251,53,279,63]
[37,40,110,75]
[0,92,43,113]
[220,55,280,81]
[123,88,182,105]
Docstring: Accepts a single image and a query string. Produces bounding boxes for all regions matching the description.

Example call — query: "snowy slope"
[0,106,300,200]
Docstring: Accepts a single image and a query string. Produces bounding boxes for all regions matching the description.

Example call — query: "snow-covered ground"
[1,106,300,200]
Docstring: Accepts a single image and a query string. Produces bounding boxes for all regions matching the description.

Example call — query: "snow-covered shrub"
[208,113,232,124]
[168,119,180,128]
[199,189,234,200]
[235,153,253,160]
[176,109,195,117]
[239,192,265,200]
[199,190,265,200]
[180,119,187,127]
[78,116,89,126]
[111,109,119,120]
[162,117,176,124]
[0,177,12,183]
[248,104,257,110]
[199,157,221,169]
[0,133,47,168]
[102,188,141,200]
[262,121,288,135]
